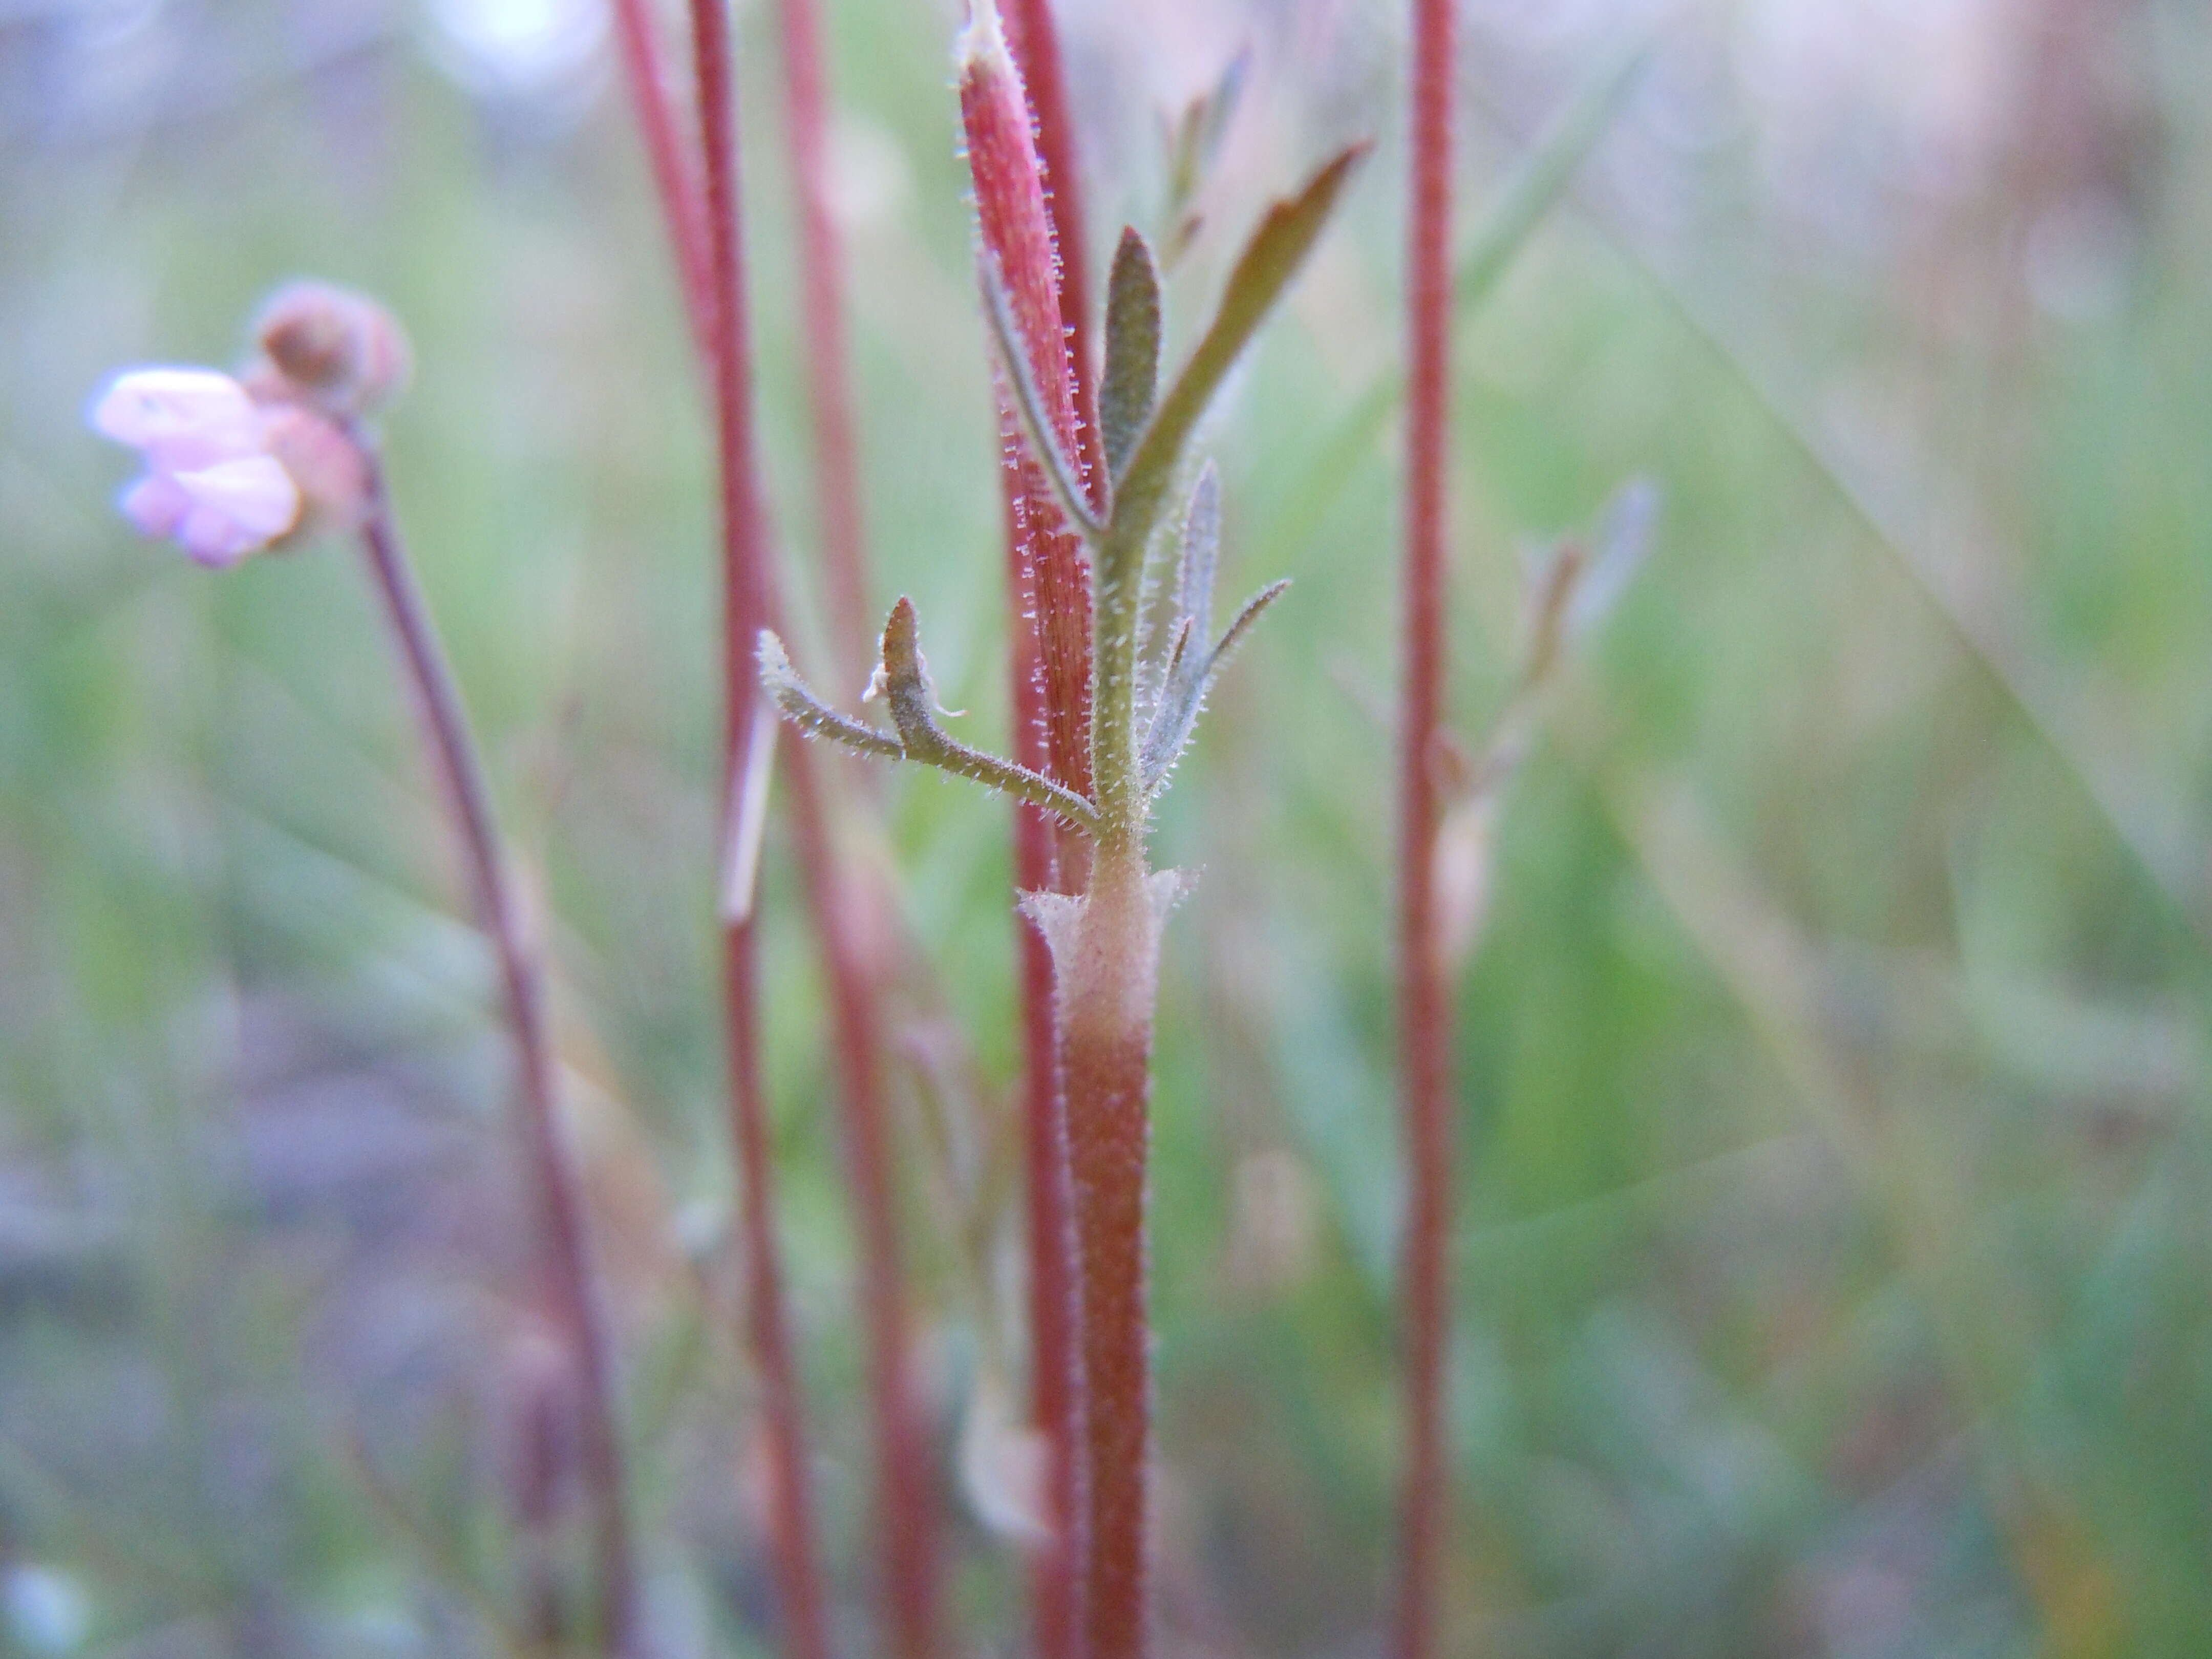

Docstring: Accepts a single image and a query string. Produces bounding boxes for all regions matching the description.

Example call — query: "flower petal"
[90,368,264,465]
[118,472,193,539]
[174,454,302,540]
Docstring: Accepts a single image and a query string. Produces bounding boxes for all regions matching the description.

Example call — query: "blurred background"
[5,0,2212,1652]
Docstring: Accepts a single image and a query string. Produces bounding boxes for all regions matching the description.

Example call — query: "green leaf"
[1140,577,1290,796]
[1099,228,1161,484]
[757,630,904,760]
[1114,144,1368,550]
[1173,461,1221,652]
[875,598,1103,833]
[980,261,1105,538]
[1091,144,1365,833]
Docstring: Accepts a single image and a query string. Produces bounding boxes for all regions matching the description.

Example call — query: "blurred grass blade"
[1258,39,1652,557]
[1454,34,1651,316]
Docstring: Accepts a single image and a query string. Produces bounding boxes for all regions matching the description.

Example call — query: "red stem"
[723,918,835,1659]
[1396,0,1456,1654]
[681,6,838,1659]
[961,16,1095,799]
[1045,846,1162,1659]
[355,466,641,1656]
[609,0,714,357]
[973,14,1096,1654]
[999,0,1102,484]
[781,738,944,1659]
[1005,482,1087,1659]
[773,0,875,676]
[687,4,943,1656]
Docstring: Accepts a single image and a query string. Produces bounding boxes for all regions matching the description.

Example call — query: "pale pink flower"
[90,367,303,567]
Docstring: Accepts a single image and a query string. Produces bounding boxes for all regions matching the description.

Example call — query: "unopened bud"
[260,402,373,539]
[250,281,412,417]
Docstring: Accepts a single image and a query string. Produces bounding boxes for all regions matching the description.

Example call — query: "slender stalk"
[690,3,946,1654]
[722,910,834,1659]
[609,0,713,356]
[1395,0,1456,1652]
[772,0,875,678]
[353,459,640,1657]
[1004,484,1086,1659]
[682,5,839,1658]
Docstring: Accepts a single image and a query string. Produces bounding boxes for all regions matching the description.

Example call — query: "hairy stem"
[982,11,1097,1651]
[1030,844,1171,1659]
[1396,0,1456,1652]
[773,0,875,679]
[354,465,640,1657]
[1002,0,1103,486]
[1005,464,1088,1659]
[961,10,1096,801]
[683,4,838,1657]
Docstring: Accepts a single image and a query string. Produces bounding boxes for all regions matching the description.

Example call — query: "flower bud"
[260,402,373,539]
[249,281,412,417]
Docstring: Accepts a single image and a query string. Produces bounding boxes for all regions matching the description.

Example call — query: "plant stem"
[1036,840,1165,1659]
[1004,485,1087,1659]
[721,908,834,1659]
[773,0,875,679]
[682,5,841,1658]
[975,12,1096,1652]
[1395,0,1456,1652]
[691,0,950,1651]
[354,462,641,1657]
[779,737,942,1659]
[1001,0,1102,484]
[609,0,713,356]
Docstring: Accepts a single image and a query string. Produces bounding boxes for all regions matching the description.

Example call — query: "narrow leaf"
[1098,228,1161,483]
[1174,462,1222,650]
[1208,576,1290,668]
[758,629,905,760]
[1137,466,1219,725]
[1566,475,1659,644]
[1140,577,1291,795]
[1114,144,1368,543]
[720,698,780,923]
[875,598,1103,834]
[981,260,1105,538]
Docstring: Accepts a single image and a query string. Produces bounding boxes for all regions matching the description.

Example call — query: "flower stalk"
[354,455,641,1658]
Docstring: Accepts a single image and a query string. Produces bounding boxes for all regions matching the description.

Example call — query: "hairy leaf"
[1099,229,1161,484]
[1114,144,1367,551]
[981,261,1103,538]
[877,598,1102,833]
[1140,577,1290,795]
